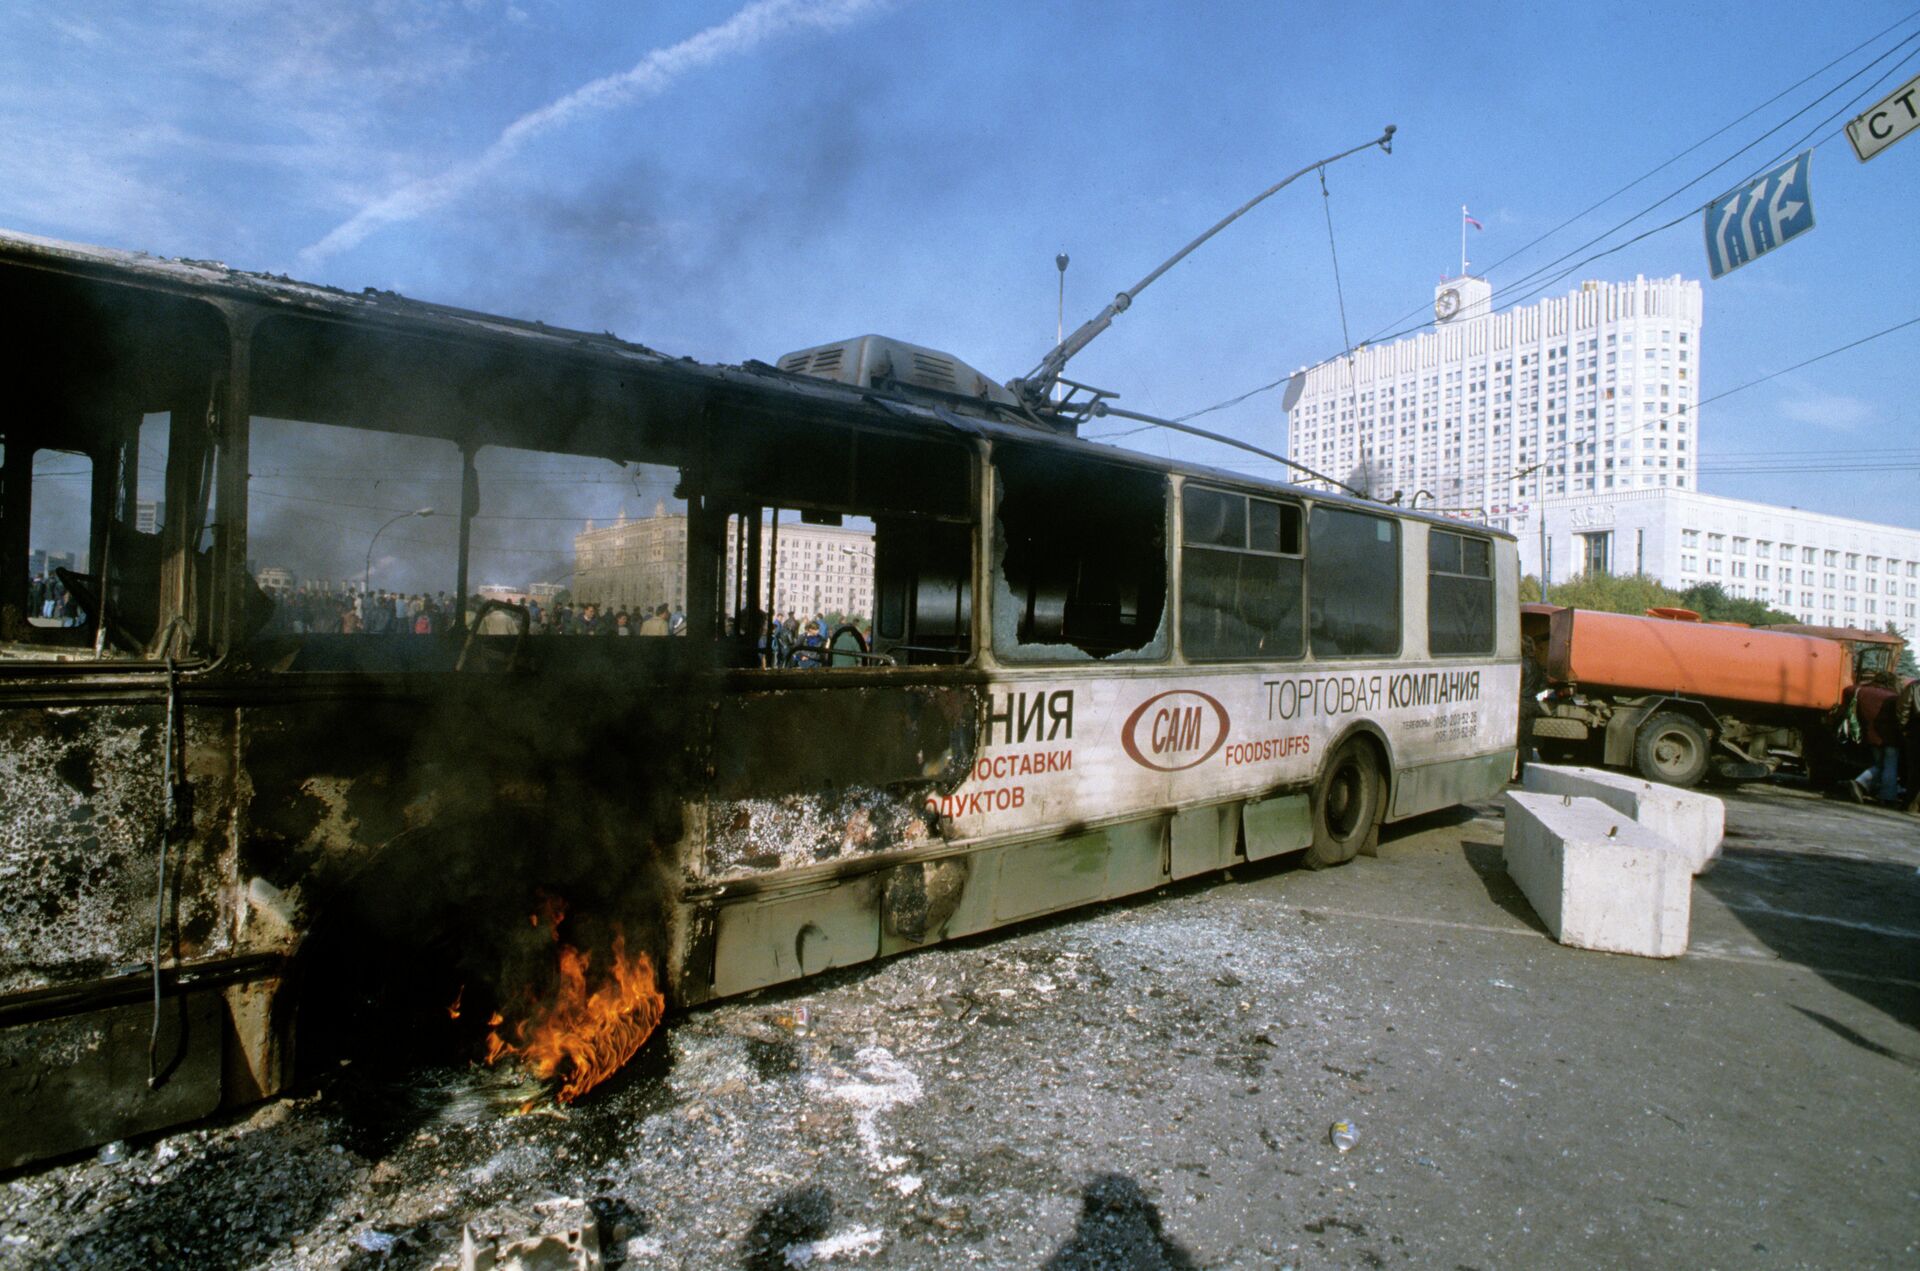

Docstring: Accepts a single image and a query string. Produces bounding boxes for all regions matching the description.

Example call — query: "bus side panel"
[0,994,222,1170]
[1243,792,1311,861]
[940,664,1520,847]
[703,682,980,878]
[1389,751,1515,820]
[1170,801,1239,879]
[709,876,881,999]
[0,700,238,997]
[703,815,1174,998]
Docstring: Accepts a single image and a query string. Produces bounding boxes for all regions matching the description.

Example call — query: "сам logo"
[1121,690,1230,771]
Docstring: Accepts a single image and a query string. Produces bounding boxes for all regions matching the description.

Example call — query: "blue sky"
[5,0,1917,539]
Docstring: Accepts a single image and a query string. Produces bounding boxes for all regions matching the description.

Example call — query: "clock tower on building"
[1433,275,1492,323]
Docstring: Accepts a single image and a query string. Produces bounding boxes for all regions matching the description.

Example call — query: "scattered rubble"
[2,787,1914,1266]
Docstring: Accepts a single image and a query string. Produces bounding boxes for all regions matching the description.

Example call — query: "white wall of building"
[1519,488,1920,643]
[1287,275,1702,534]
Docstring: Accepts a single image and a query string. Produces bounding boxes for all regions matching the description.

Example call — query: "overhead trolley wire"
[1691,315,1920,409]
[1152,14,1920,433]
[1472,29,1920,313]
[1354,7,1920,351]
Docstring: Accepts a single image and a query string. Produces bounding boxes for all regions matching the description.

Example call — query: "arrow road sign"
[1846,70,1920,162]
[1703,151,1814,280]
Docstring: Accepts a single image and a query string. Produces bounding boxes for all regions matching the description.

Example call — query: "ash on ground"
[6,788,1918,1268]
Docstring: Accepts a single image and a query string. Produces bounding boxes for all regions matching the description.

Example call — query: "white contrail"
[298,0,891,265]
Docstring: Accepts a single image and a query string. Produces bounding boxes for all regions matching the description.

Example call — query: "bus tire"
[1305,739,1383,869]
[1633,711,1710,788]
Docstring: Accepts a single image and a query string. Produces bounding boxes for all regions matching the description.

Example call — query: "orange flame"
[485,919,666,1104]
[447,985,464,1020]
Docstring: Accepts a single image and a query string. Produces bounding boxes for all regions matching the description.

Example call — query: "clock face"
[1435,288,1461,321]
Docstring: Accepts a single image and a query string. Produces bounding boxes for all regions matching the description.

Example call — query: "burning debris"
[483,896,666,1105]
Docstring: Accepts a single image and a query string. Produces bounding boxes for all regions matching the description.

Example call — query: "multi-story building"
[573,502,875,619]
[1285,268,1917,643]
[1527,488,1920,643]
[254,565,295,595]
[27,549,78,579]
[1286,275,1703,533]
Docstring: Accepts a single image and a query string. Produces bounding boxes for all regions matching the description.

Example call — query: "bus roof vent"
[775,334,1017,407]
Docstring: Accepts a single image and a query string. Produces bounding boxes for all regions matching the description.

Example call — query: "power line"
[1694,315,1920,408]
[249,488,645,523]
[1160,17,1920,431]
[1479,31,1920,312]
[1466,48,1920,325]
[1357,8,1920,348]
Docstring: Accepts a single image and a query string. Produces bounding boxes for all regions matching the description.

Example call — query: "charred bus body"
[0,229,1518,1167]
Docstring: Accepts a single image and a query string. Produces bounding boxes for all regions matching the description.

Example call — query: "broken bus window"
[992,443,1168,662]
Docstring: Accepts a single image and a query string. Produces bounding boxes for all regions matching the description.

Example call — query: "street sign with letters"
[1846,71,1920,162]
[1703,151,1814,280]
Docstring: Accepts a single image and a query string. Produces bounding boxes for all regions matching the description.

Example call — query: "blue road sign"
[1704,151,1814,280]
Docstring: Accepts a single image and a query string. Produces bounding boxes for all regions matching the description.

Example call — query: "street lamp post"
[1054,253,1068,404]
[364,507,434,603]
[1508,461,1550,602]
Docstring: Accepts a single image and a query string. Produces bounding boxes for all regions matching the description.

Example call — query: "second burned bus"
[0,231,1519,1165]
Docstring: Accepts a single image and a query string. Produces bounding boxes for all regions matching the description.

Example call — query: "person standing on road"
[1845,673,1903,805]
[1515,634,1547,780]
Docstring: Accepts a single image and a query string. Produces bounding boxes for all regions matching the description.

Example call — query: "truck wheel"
[1306,739,1383,869]
[1634,712,1710,788]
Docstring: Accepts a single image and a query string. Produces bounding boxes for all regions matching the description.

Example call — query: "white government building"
[574,502,874,620]
[1287,274,1702,531]
[1529,489,1920,639]
[1285,273,1919,643]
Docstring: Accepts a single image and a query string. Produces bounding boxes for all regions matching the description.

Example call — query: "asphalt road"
[5,784,1917,1268]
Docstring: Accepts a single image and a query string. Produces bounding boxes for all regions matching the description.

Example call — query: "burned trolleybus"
[0,229,1518,1166]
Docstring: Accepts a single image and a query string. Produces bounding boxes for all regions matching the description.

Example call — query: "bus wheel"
[1306,739,1383,869]
[1634,712,1710,788]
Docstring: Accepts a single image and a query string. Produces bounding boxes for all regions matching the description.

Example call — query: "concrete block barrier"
[1503,791,1692,958]
[1522,763,1724,874]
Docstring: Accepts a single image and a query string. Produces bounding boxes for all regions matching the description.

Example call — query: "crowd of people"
[763,610,841,667]
[260,588,699,637]
[26,574,82,626]
[35,577,869,669]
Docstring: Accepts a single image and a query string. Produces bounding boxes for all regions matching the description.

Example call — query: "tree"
[1527,571,1685,615]
[1675,582,1797,627]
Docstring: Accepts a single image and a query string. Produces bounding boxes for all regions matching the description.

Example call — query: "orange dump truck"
[1521,603,1853,787]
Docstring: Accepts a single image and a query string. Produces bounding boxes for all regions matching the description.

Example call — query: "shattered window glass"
[991,445,1167,663]
[24,448,93,637]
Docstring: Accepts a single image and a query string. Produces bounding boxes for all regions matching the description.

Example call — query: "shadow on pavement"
[740,1184,834,1271]
[1043,1172,1197,1270]
[1380,802,1480,845]
[1459,839,1552,936]
[1790,1005,1920,1070]
[1700,845,1920,1031]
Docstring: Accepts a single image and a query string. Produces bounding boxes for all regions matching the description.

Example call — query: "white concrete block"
[1521,763,1724,874]
[1502,791,1692,958]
